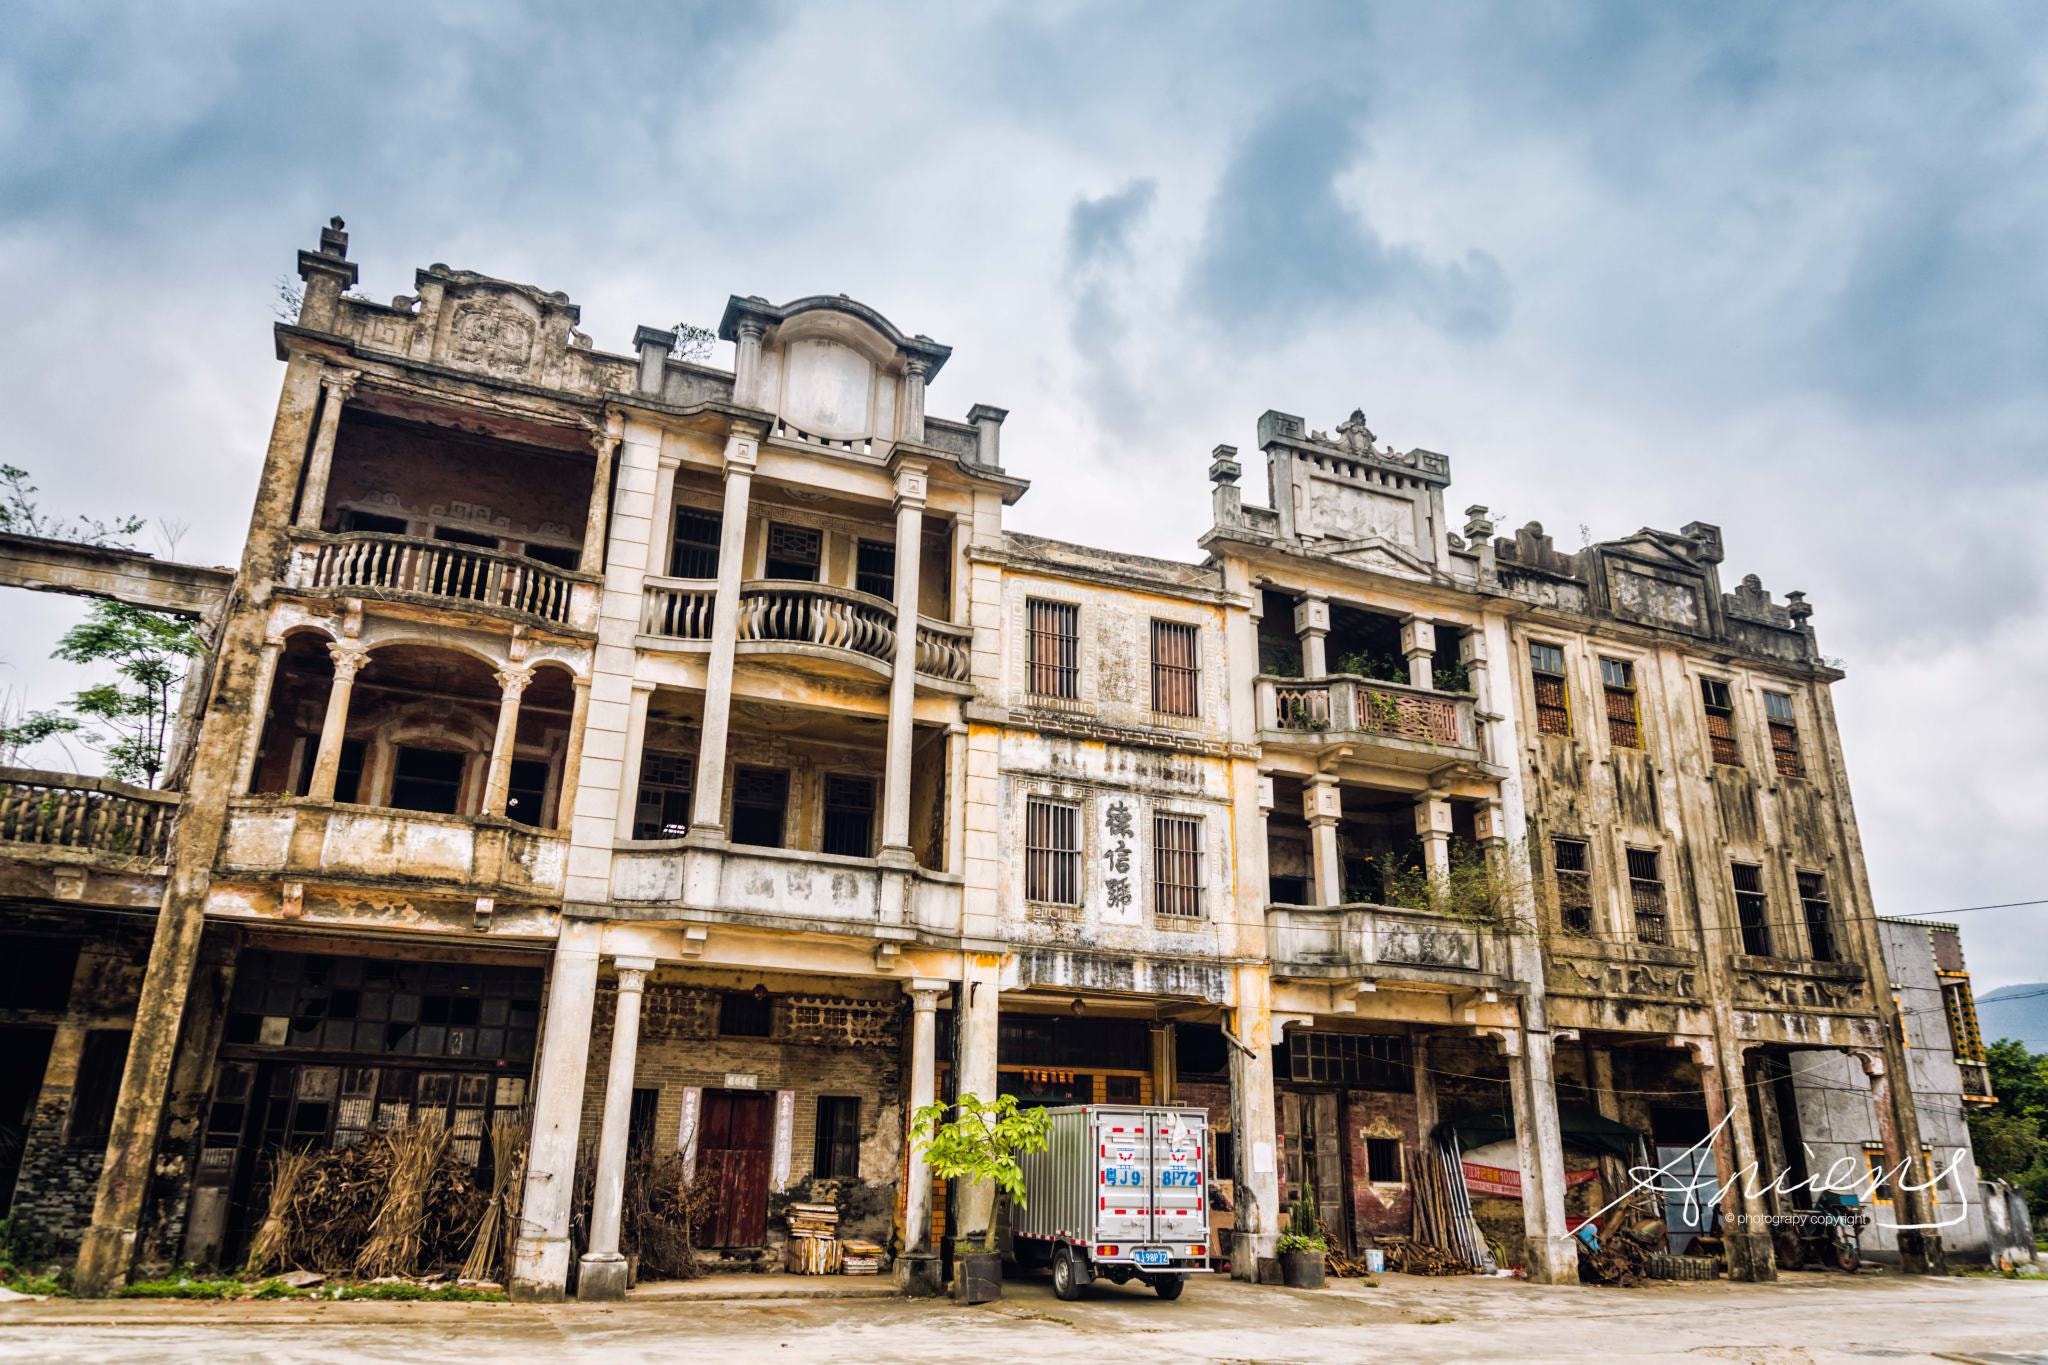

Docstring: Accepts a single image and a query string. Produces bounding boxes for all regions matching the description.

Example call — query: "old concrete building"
[0,221,1973,1298]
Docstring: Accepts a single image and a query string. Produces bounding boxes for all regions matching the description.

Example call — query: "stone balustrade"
[291,531,585,626]
[0,767,178,863]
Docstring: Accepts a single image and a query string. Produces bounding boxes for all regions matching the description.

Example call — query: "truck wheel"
[1053,1246,1082,1301]
[1153,1275,1185,1301]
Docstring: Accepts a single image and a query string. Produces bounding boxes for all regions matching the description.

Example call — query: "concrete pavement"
[3,1269,2045,1363]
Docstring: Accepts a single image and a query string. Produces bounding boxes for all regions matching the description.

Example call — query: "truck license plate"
[1134,1248,1170,1266]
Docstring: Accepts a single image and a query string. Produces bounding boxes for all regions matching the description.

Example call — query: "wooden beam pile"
[790,1202,841,1274]
[839,1238,884,1275]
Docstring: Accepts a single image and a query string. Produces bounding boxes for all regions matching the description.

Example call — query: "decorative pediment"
[1317,535,1435,581]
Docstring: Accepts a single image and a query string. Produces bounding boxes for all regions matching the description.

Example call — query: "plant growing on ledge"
[1383,836,1531,928]
[909,1092,1052,1253]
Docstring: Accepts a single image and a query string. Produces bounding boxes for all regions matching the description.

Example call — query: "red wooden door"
[696,1090,772,1248]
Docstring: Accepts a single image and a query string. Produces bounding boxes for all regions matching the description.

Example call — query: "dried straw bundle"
[356,1117,452,1279]
[460,1114,527,1283]
[244,1147,314,1276]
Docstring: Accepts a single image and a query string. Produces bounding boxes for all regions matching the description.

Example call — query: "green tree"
[0,464,144,547]
[908,1093,1052,1253]
[1967,1038,2048,1220]
[49,601,206,787]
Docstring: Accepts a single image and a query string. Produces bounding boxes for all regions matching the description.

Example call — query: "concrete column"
[612,681,656,835]
[1459,630,1493,763]
[943,724,968,876]
[953,958,1002,1244]
[1504,1024,1578,1283]
[579,955,656,1301]
[306,644,369,801]
[1862,1051,1946,1274]
[1228,964,1281,1281]
[900,981,946,1282]
[688,434,758,835]
[881,463,928,858]
[511,920,604,1301]
[1415,793,1453,886]
[901,358,929,443]
[1150,1022,1177,1105]
[556,675,591,832]
[1305,774,1342,906]
[482,665,534,818]
[1401,615,1437,691]
[1702,1046,1776,1281]
[232,635,285,794]
[294,370,358,530]
[732,320,766,408]
[580,432,617,574]
[649,456,680,578]
[1293,593,1329,677]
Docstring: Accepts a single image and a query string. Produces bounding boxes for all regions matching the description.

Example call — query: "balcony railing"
[0,768,178,862]
[292,532,581,625]
[640,578,974,685]
[1258,674,1476,756]
[1267,900,1487,977]
[219,799,565,897]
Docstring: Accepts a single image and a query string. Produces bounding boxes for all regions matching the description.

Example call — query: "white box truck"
[1009,1104,1213,1300]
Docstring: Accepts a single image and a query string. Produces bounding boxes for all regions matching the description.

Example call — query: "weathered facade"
[0,220,1995,1299]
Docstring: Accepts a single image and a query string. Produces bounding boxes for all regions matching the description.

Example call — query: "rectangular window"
[1530,641,1571,736]
[1942,978,1985,1065]
[671,506,722,579]
[434,525,499,550]
[1600,657,1641,749]
[1626,848,1669,945]
[855,540,895,600]
[1732,862,1772,956]
[1153,813,1204,918]
[68,1029,131,1146]
[813,1096,861,1179]
[0,937,79,1012]
[505,759,551,827]
[1701,678,1741,766]
[521,542,580,572]
[1365,1136,1404,1183]
[1284,1031,1412,1089]
[1553,837,1594,935]
[821,774,877,858]
[729,766,790,849]
[1027,599,1080,699]
[295,736,366,803]
[1798,872,1838,963]
[390,747,466,815]
[632,751,694,840]
[1024,798,1081,905]
[1764,691,1804,777]
[764,523,822,581]
[718,990,774,1038]
[1150,620,1201,718]
[338,508,408,535]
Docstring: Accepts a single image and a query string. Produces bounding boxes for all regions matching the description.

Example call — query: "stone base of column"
[1897,1230,1947,1276]
[71,1223,135,1297]
[895,1253,944,1296]
[510,1234,574,1302]
[1724,1229,1778,1282]
[1522,1234,1582,1285]
[1231,1230,1279,1284]
[576,1252,631,1301]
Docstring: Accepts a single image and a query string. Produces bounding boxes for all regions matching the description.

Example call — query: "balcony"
[217,798,566,899]
[639,578,973,688]
[1257,673,1479,768]
[610,842,961,937]
[1267,901,1490,981]
[0,768,178,864]
[287,531,595,630]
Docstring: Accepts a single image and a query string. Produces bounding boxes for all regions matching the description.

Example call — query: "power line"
[1888,898,2048,919]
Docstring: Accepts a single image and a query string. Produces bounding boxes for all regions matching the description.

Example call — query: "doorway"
[0,1027,55,1213]
[695,1090,773,1248]
[1281,1090,1350,1251]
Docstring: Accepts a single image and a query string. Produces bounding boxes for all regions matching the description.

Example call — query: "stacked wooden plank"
[839,1238,885,1275]
[789,1202,841,1274]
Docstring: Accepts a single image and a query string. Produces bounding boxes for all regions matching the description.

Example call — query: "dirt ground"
[3,1268,2045,1364]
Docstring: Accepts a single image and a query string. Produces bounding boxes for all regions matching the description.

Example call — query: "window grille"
[1025,798,1081,905]
[1626,848,1669,945]
[855,540,895,600]
[1764,691,1803,777]
[1553,837,1594,934]
[1798,871,1838,963]
[1701,678,1741,766]
[1600,657,1641,749]
[1027,599,1080,699]
[1153,813,1204,917]
[671,507,722,579]
[1150,620,1200,717]
[821,773,877,857]
[1733,861,1772,956]
[1530,641,1571,736]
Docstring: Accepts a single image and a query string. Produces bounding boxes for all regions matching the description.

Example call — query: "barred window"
[1626,848,1668,945]
[1764,691,1804,777]
[821,773,876,857]
[1153,813,1204,917]
[855,539,895,600]
[1151,620,1201,717]
[730,766,789,849]
[813,1096,861,1179]
[1732,862,1772,957]
[632,750,694,840]
[1027,599,1080,699]
[765,523,822,581]
[1798,871,1838,963]
[1600,657,1641,749]
[1025,798,1081,905]
[1701,678,1741,766]
[1365,1137,1404,1183]
[1553,837,1594,935]
[671,506,722,579]
[1530,641,1571,736]
[1285,1031,1412,1090]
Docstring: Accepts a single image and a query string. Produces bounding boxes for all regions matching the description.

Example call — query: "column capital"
[723,433,759,473]
[327,643,371,681]
[612,955,656,990]
[904,355,932,381]
[494,665,536,699]
[587,426,621,458]
[906,978,947,1011]
[893,461,929,509]
[320,368,361,400]
[734,317,767,344]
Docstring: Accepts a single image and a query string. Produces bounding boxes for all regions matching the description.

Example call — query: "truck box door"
[1150,1109,1207,1243]
[1094,1109,1152,1243]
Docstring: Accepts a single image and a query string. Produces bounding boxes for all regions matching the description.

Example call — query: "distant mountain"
[1978,982,2048,1052]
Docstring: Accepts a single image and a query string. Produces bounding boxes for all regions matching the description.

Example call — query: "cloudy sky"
[3,2,2044,984]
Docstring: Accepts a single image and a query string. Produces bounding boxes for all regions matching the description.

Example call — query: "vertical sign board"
[771,1088,797,1190]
